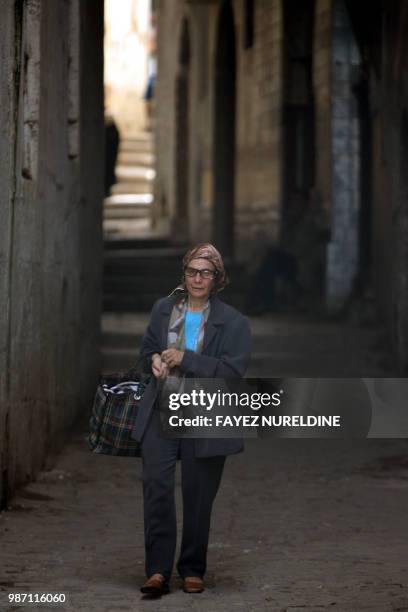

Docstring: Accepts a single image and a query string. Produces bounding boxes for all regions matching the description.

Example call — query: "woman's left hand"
[161,348,184,369]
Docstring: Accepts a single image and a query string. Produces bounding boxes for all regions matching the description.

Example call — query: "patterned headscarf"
[170,243,229,297]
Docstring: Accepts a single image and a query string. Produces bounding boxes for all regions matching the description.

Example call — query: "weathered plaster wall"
[0,0,20,509]
[0,0,104,507]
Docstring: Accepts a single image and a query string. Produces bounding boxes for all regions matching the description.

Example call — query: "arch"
[281,0,315,237]
[213,0,236,258]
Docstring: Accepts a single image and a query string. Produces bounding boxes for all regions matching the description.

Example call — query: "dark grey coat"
[131,293,252,457]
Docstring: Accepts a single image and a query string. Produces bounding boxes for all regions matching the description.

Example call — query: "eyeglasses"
[184,266,217,280]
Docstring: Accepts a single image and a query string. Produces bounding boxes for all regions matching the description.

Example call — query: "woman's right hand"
[152,353,169,379]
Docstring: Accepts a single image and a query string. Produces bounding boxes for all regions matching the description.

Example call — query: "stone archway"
[213,0,236,258]
[281,0,315,238]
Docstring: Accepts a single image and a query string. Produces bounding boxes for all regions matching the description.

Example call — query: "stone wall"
[0,0,104,507]
[154,0,334,266]
[153,0,184,234]
[369,5,408,373]
[155,0,285,260]
[153,0,408,370]
[234,0,283,259]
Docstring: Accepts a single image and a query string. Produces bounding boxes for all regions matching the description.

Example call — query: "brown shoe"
[183,576,204,593]
[140,573,170,595]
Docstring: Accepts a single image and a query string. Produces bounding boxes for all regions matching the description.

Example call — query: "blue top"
[185,310,203,352]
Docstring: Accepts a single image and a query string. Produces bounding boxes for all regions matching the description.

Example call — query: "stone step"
[103,253,183,267]
[104,218,152,238]
[122,131,153,143]
[102,233,250,313]
[110,181,152,195]
[104,194,152,220]
[104,244,248,262]
[113,165,154,195]
[103,256,249,289]
[115,165,155,182]
[103,273,249,292]
[104,204,151,220]
[103,261,249,291]
[103,266,182,282]
[103,276,179,294]
[104,246,187,260]
[110,132,155,199]
[120,136,153,155]
[117,151,154,167]
[103,263,182,282]
[104,236,177,250]
[103,271,249,292]
[105,193,153,206]
[103,292,247,313]
[103,292,171,312]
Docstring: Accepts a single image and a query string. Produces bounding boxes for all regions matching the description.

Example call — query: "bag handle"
[108,381,140,392]
[124,354,149,383]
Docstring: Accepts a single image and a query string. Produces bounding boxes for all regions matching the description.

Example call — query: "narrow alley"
[2,1,408,611]
[1,314,408,611]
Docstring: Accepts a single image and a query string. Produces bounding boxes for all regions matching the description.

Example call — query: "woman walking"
[132,243,251,596]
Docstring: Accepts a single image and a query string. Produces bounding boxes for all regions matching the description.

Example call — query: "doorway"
[213,0,236,258]
[174,18,191,240]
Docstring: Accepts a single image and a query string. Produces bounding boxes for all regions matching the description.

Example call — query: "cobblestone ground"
[1,314,407,612]
[1,433,408,612]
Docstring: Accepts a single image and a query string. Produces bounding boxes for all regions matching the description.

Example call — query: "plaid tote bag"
[87,366,150,457]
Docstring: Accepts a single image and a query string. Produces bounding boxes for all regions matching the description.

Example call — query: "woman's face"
[184,257,216,301]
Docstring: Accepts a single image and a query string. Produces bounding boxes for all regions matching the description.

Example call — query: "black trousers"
[140,407,225,580]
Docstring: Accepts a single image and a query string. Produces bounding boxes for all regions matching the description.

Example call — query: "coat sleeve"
[179,314,251,378]
[139,299,162,373]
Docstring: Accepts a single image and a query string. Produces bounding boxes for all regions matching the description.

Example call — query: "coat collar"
[158,293,226,351]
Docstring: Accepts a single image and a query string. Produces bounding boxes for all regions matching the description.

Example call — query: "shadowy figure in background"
[104,111,120,197]
[144,9,157,131]
[247,247,303,315]
[143,73,156,130]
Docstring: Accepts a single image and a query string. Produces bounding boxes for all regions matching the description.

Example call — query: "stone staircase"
[102,131,251,313]
[104,132,154,235]
[103,238,251,313]
[103,240,186,312]
[111,132,154,195]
